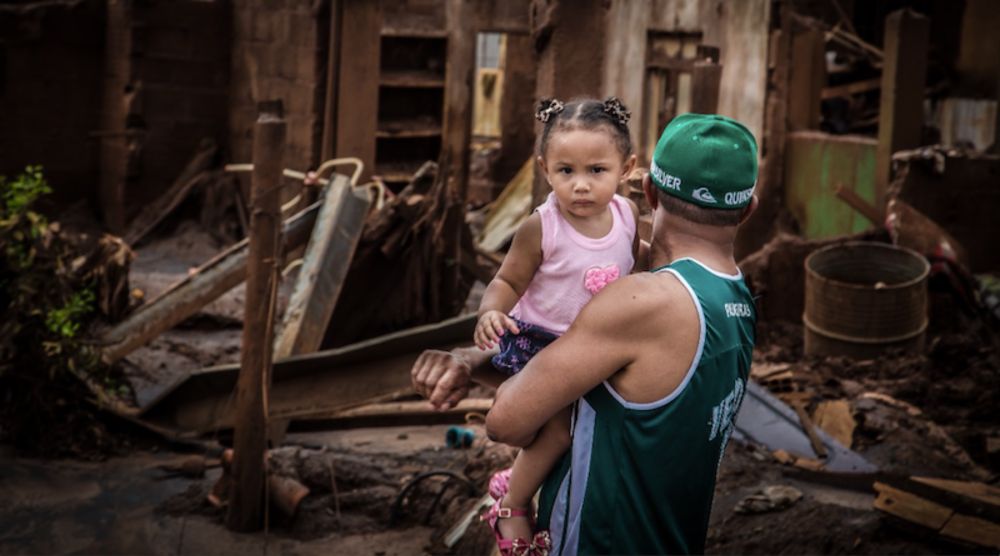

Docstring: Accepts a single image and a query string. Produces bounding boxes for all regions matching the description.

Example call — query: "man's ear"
[739,194,759,225]
[621,154,637,177]
[643,173,659,210]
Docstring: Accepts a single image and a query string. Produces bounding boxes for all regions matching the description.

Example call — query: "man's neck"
[649,217,739,274]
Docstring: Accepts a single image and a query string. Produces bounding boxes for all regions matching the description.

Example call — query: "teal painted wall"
[784,132,879,239]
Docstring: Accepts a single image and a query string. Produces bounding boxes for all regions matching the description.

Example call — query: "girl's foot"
[481,495,534,556]
[496,496,534,547]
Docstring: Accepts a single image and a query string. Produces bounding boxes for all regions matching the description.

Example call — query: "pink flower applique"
[583,264,621,294]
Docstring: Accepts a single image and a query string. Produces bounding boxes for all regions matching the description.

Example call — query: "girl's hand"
[475,310,521,350]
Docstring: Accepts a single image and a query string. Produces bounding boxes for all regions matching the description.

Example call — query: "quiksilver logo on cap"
[724,186,754,206]
[692,187,716,204]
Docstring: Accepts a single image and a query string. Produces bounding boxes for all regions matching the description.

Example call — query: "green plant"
[0,166,116,456]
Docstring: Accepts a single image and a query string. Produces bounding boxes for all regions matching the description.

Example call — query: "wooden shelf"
[380,27,448,39]
[380,69,445,88]
[374,161,427,183]
[376,118,442,139]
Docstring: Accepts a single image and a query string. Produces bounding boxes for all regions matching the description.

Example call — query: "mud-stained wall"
[0,0,105,207]
[228,0,326,174]
[98,0,231,230]
[603,0,770,152]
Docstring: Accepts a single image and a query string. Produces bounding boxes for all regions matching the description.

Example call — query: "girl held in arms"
[476,97,643,555]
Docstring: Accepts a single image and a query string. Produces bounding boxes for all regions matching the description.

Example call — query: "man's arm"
[485,275,654,446]
[411,346,505,410]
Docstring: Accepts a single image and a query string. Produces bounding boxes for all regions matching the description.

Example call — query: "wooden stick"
[99,202,319,364]
[227,101,285,533]
[791,400,828,459]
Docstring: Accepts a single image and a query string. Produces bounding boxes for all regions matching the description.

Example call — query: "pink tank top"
[511,192,636,334]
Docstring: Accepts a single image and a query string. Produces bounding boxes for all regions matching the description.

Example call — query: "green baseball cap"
[649,113,758,210]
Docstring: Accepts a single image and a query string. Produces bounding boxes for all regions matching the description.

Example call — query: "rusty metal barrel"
[804,241,929,358]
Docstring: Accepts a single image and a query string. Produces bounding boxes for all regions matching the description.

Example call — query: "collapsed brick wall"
[0,0,106,207]
[99,0,230,231]
[228,0,326,176]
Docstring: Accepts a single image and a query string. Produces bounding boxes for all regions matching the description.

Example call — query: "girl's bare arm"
[475,213,543,348]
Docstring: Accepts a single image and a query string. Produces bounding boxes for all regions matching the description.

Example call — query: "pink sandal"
[481,499,534,556]
[483,470,553,556]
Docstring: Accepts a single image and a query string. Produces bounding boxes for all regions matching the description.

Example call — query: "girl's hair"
[535,97,633,158]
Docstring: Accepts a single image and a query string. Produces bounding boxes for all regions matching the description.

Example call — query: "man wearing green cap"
[412,114,759,554]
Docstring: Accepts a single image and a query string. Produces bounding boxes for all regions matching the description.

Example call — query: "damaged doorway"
[468,31,535,205]
[641,31,722,164]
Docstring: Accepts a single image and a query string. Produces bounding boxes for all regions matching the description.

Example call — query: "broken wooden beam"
[821,77,881,100]
[289,398,493,431]
[138,314,477,434]
[274,175,372,358]
[123,140,219,246]
[875,8,929,207]
[874,480,1000,549]
[228,100,285,533]
[99,201,320,364]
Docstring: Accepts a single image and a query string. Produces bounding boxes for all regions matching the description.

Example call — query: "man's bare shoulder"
[574,271,695,337]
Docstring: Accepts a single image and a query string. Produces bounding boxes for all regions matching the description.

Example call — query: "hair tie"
[535,98,565,123]
[603,97,630,127]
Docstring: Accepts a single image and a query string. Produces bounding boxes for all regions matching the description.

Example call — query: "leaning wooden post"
[875,9,929,208]
[227,100,285,532]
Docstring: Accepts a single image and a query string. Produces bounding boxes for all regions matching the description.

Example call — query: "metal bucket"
[804,241,929,358]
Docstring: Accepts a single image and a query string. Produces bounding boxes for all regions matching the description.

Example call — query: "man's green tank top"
[536,257,756,555]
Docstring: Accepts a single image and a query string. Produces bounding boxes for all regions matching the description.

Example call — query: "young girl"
[476,97,641,555]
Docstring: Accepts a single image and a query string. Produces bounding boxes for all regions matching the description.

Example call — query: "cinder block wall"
[228,0,326,174]
[0,0,106,207]
[99,0,231,230]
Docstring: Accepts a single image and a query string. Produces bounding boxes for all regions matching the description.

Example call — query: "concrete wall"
[228,0,326,174]
[0,0,106,207]
[98,0,231,230]
[603,0,770,154]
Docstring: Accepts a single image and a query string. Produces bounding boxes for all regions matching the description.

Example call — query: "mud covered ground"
[141,320,996,555]
[3,214,996,554]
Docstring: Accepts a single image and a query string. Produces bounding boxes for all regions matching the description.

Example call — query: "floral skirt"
[490,317,560,376]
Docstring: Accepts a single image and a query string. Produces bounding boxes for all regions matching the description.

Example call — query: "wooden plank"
[787,28,826,130]
[477,158,533,252]
[123,141,217,246]
[274,175,372,358]
[99,202,320,364]
[137,314,477,433]
[940,514,1000,549]
[442,0,476,200]
[875,9,929,208]
[335,0,381,183]
[874,481,954,530]
[227,100,285,533]
[379,69,445,88]
[290,398,493,431]
[812,400,855,448]
[791,400,828,458]
[734,9,790,260]
[320,0,342,161]
[911,477,1000,508]
[690,61,722,114]
[821,77,881,100]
